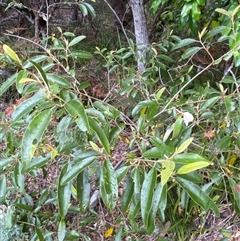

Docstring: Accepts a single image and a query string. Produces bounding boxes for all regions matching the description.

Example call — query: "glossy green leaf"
[78,3,88,16]
[156,87,166,100]
[172,38,197,51]
[175,177,219,216]
[69,35,86,47]
[60,156,96,185]
[201,96,219,112]
[23,55,48,68]
[147,183,163,234]
[77,169,90,213]
[100,160,118,211]
[204,26,229,40]
[141,168,156,230]
[172,117,183,139]
[177,161,211,174]
[58,164,71,218]
[176,137,194,154]
[89,118,110,154]
[16,70,28,94]
[30,60,49,85]
[121,176,134,212]
[3,44,21,64]
[14,162,25,194]
[128,199,140,220]
[15,203,33,212]
[116,166,129,183]
[182,46,202,59]
[72,50,93,59]
[65,99,89,132]
[158,183,167,221]
[83,2,96,17]
[0,157,15,169]
[0,175,6,204]
[58,219,66,241]
[36,227,44,241]
[21,109,52,165]
[46,73,72,88]
[161,160,175,186]
[173,153,209,164]
[12,90,46,122]
[132,100,156,116]
[23,153,51,173]
[0,73,17,97]
[131,167,142,204]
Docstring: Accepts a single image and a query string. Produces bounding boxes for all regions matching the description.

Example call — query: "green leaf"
[72,50,93,59]
[172,117,183,139]
[116,166,129,183]
[0,175,6,204]
[16,70,28,94]
[3,44,21,64]
[0,73,17,97]
[14,162,25,194]
[201,96,219,112]
[60,156,96,185]
[177,161,211,174]
[228,178,240,212]
[11,90,46,122]
[141,168,156,232]
[65,100,89,132]
[89,118,110,154]
[83,2,96,17]
[69,35,86,47]
[121,176,134,212]
[132,100,156,116]
[158,183,167,221]
[216,136,231,150]
[147,183,163,233]
[176,177,219,216]
[21,109,52,165]
[173,153,209,164]
[46,73,72,88]
[204,26,229,40]
[15,203,33,212]
[58,219,66,241]
[30,60,49,85]
[155,87,166,100]
[100,160,118,211]
[78,3,88,16]
[36,227,44,241]
[77,169,90,213]
[176,137,194,154]
[161,160,175,186]
[172,38,197,51]
[23,55,48,68]
[182,47,202,59]
[58,164,72,218]
[23,154,51,173]
[0,157,15,169]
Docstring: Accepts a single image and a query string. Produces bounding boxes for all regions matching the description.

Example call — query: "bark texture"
[130,0,149,73]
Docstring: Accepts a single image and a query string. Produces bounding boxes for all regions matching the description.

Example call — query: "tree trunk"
[130,0,149,73]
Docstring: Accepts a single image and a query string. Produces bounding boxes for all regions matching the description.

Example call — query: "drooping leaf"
[65,99,89,132]
[89,118,110,154]
[58,164,71,218]
[77,169,90,213]
[121,176,134,213]
[172,117,183,139]
[0,175,6,204]
[100,160,118,211]
[21,109,52,165]
[171,38,197,51]
[141,168,156,232]
[176,177,219,216]
[173,153,209,164]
